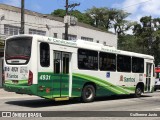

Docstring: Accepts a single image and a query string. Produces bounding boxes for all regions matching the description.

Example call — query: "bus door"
[53,51,70,98]
[145,63,152,92]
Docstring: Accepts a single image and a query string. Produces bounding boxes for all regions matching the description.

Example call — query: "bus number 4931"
[39,75,51,80]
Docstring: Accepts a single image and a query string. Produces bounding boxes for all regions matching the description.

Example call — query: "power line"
[120,0,152,10]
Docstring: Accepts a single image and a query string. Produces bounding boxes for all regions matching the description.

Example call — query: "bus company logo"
[120,75,135,82]
[124,77,135,82]
[120,75,123,81]
[7,73,18,79]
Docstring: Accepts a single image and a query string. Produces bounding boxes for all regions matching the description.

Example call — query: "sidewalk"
[0,88,37,99]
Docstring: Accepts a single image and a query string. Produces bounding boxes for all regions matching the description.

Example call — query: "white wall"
[0,8,117,48]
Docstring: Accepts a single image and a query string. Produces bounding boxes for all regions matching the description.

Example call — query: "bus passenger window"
[99,52,116,71]
[78,49,98,70]
[117,55,131,72]
[40,42,50,67]
[132,57,144,73]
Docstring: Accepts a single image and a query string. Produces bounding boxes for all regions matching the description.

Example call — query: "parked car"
[155,67,160,91]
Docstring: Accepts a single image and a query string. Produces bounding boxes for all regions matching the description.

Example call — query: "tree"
[132,16,160,66]
[133,16,153,54]
[112,10,131,36]
[51,9,94,25]
[51,7,132,35]
[86,7,131,35]
[85,7,110,30]
[118,34,138,52]
[51,9,66,17]
[151,30,160,65]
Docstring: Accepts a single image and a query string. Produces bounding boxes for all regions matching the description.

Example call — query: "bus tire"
[81,84,95,103]
[134,86,142,98]
[154,87,157,91]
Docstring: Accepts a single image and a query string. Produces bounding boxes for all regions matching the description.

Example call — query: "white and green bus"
[3,34,155,102]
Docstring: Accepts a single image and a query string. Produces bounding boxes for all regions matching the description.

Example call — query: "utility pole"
[64,0,69,40]
[64,0,80,40]
[148,16,152,55]
[20,0,25,34]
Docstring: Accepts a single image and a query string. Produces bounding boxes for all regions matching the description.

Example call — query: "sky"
[0,0,160,22]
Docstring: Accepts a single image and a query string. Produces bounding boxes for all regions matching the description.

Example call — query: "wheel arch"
[83,82,97,92]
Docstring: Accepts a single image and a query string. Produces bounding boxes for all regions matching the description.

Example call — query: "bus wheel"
[154,87,157,91]
[135,86,142,98]
[81,84,95,103]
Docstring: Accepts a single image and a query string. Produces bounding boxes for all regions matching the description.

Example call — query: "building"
[0,4,117,46]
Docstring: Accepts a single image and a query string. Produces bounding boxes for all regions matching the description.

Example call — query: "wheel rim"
[85,87,93,100]
[136,88,141,95]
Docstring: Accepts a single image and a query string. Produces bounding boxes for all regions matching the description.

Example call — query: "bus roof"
[6,34,154,60]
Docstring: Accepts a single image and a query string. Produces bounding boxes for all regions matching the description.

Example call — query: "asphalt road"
[0,89,160,120]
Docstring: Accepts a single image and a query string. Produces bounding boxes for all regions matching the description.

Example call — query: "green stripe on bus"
[73,73,130,94]
[5,80,28,86]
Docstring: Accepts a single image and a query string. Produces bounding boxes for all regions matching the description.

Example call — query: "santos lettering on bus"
[124,77,135,82]
[7,73,18,79]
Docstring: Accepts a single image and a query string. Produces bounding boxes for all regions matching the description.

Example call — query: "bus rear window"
[5,37,32,65]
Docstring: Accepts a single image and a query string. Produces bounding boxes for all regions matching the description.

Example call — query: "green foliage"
[151,30,160,65]
[51,9,66,17]
[131,16,160,66]
[85,7,131,33]
[118,35,142,52]
[51,7,131,33]
[85,7,110,29]
[51,9,94,25]
[113,10,131,36]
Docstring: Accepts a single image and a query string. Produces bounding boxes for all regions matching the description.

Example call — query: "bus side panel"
[71,75,116,97]
[37,72,70,99]
[72,76,118,97]
[71,73,133,98]
[37,72,55,99]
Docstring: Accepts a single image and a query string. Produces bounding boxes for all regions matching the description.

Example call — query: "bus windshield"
[5,37,32,64]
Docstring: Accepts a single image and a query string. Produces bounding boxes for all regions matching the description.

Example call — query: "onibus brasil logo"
[1,112,42,117]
